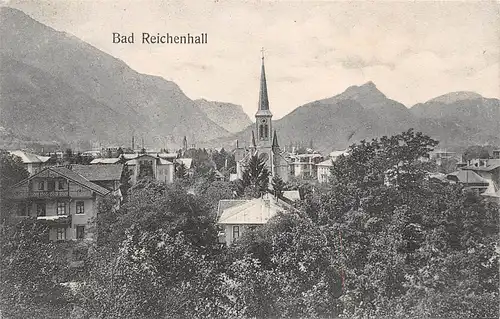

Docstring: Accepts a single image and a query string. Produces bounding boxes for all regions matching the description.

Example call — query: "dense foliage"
[1,131,498,318]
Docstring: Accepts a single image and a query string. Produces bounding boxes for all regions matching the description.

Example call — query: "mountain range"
[1,7,498,153]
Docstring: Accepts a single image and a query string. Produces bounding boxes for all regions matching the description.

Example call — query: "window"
[233,226,240,240]
[57,202,66,215]
[36,203,46,216]
[47,180,55,191]
[38,181,45,190]
[17,203,28,216]
[58,179,66,190]
[76,201,84,214]
[76,226,85,240]
[56,228,66,240]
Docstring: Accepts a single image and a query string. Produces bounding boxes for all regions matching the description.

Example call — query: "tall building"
[235,55,289,182]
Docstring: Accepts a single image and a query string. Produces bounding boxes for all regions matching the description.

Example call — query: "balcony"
[37,215,72,226]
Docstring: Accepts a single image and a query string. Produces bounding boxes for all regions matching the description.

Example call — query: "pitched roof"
[70,164,123,182]
[12,166,110,196]
[49,167,110,195]
[217,199,248,219]
[218,197,283,225]
[9,150,51,163]
[447,170,490,185]
[317,159,334,167]
[283,190,301,202]
[90,158,121,164]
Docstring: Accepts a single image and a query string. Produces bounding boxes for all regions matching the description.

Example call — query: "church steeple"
[255,50,273,147]
[257,53,270,113]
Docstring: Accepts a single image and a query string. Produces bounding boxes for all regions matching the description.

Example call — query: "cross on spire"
[261,47,265,60]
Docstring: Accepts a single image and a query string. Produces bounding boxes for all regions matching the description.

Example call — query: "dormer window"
[38,181,45,190]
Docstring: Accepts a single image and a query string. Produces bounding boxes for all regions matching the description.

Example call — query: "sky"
[2,0,499,119]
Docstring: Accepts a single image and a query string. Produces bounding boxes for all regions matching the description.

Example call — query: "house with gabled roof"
[9,150,55,175]
[217,193,291,245]
[7,166,110,242]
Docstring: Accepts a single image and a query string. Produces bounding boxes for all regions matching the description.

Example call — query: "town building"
[9,150,55,175]
[317,159,334,183]
[458,158,500,203]
[217,193,289,245]
[316,150,348,183]
[234,55,289,182]
[289,152,324,179]
[124,154,174,185]
[8,166,110,241]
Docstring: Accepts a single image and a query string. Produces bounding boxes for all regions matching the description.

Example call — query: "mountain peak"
[428,91,484,104]
[340,81,386,102]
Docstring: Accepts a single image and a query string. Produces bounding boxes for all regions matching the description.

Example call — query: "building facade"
[8,166,110,241]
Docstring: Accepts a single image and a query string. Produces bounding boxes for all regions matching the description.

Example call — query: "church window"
[264,124,269,138]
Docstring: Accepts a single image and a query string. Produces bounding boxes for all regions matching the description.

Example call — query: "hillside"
[195,99,252,133]
[206,83,500,153]
[0,7,230,150]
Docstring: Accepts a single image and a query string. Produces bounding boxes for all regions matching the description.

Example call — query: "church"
[234,55,290,183]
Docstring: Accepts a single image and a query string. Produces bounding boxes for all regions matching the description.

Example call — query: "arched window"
[264,124,269,138]
[259,125,264,140]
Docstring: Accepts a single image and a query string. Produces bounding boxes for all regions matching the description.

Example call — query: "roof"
[70,164,123,182]
[283,190,300,202]
[176,158,193,169]
[9,150,51,164]
[447,170,490,185]
[49,167,110,195]
[159,158,174,165]
[217,199,248,219]
[122,153,139,160]
[12,166,110,196]
[90,158,121,164]
[317,159,334,167]
[218,197,282,225]
[330,150,348,158]
[157,153,178,159]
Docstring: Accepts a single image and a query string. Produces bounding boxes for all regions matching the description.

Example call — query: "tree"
[0,218,72,318]
[175,162,187,180]
[0,151,29,220]
[237,154,270,197]
[271,175,285,199]
[299,130,498,318]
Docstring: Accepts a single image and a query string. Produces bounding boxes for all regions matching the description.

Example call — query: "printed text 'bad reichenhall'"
[112,32,208,44]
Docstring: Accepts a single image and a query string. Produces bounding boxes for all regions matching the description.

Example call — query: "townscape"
[1,3,499,319]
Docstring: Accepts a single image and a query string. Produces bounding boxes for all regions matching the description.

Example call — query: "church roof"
[256,56,272,116]
[272,130,279,148]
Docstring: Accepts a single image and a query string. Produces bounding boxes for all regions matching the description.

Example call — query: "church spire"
[257,50,270,113]
[272,130,279,149]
